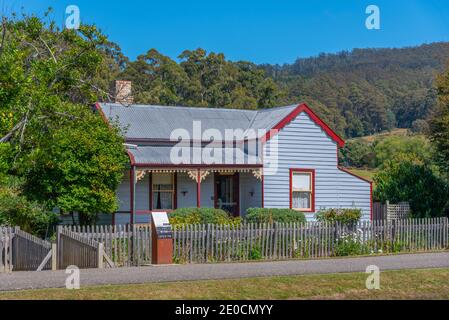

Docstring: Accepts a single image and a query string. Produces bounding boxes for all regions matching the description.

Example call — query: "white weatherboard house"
[96,101,372,225]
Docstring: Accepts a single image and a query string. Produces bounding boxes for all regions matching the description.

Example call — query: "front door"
[215,173,240,217]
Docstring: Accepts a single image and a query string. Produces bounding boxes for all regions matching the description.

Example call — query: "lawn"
[1,268,449,300]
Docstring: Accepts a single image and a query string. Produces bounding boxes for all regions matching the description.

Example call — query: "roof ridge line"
[244,110,260,133]
[100,102,258,113]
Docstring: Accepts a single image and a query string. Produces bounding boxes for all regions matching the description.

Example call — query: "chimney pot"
[115,80,133,104]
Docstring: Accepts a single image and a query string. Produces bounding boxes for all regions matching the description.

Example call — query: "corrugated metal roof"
[98,103,299,140]
[129,145,261,166]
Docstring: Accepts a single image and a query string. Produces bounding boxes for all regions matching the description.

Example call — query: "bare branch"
[0,17,7,57]
[75,78,115,102]
[0,120,25,143]
[39,35,57,63]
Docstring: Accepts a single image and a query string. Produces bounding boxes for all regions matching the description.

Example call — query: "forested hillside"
[117,49,281,110]
[262,42,449,137]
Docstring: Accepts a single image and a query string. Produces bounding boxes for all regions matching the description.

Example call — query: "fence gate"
[12,228,54,271]
[61,225,152,267]
[1,227,53,272]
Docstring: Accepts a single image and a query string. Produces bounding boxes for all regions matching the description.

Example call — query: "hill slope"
[262,42,449,138]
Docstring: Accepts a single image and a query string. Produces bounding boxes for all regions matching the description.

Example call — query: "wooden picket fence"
[0,227,13,272]
[173,218,449,263]
[1,227,55,272]
[12,228,53,271]
[373,201,410,221]
[57,228,106,269]
[61,224,152,267]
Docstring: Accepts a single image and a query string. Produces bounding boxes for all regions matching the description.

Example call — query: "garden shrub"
[315,208,362,225]
[0,187,58,237]
[245,208,306,224]
[169,208,241,226]
[334,231,370,257]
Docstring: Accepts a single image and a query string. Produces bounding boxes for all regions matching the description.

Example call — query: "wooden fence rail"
[61,225,152,267]
[12,228,53,271]
[173,218,449,263]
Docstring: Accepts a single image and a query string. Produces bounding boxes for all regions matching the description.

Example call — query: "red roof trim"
[263,103,345,148]
[370,182,373,221]
[132,163,263,168]
[337,166,372,184]
[94,102,110,126]
[127,150,136,166]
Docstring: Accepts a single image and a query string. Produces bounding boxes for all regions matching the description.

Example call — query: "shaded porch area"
[115,167,263,225]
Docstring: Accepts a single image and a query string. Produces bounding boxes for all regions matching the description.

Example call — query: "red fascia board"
[263,103,345,148]
[127,150,136,166]
[370,182,373,221]
[94,102,110,125]
[337,166,372,184]
[132,163,263,168]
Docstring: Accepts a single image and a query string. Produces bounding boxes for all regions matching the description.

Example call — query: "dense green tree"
[0,13,128,225]
[374,155,449,218]
[120,48,283,109]
[373,135,433,167]
[20,105,127,225]
[430,60,449,176]
[0,187,57,237]
[339,140,375,168]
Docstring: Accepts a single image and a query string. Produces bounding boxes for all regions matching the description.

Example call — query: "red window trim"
[289,168,316,213]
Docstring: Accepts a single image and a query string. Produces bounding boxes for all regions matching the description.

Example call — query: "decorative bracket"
[136,170,147,182]
[252,168,263,181]
[187,169,210,183]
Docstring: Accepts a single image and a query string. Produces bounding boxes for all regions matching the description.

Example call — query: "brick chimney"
[115,80,133,104]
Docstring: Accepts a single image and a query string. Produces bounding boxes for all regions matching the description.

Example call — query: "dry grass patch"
[1,268,449,300]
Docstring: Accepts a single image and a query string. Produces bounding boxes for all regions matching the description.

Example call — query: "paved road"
[1,252,449,291]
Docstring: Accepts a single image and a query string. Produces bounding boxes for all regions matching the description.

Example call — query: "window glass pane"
[292,191,311,210]
[292,173,310,190]
[153,173,173,191]
[153,191,173,210]
[153,173,173,185]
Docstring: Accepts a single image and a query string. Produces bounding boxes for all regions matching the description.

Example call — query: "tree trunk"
[78,212,96,226]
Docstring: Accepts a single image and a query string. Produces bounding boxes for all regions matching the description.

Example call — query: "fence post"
[392,219,396,244]
[98,243,104,269]
[51,243,57,271]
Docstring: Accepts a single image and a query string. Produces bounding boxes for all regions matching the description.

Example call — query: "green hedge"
[315,208,362,225]
[245,208,306,224]
[169,208,241,226]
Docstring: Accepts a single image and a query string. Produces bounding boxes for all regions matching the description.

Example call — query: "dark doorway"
[214,173,240,217]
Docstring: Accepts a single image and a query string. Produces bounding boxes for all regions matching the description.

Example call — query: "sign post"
[150,212,173,264]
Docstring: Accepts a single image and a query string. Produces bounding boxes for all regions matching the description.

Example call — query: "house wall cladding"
[263,112,371,221]
[239,172,262,216]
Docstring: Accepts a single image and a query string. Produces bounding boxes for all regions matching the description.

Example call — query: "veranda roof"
[128,145,262,167]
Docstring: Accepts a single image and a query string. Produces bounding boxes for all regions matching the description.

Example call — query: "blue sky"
[2,0,449,64]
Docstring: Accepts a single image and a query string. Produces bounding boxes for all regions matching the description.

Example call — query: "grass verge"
[1,268,449,300]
